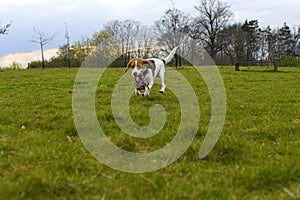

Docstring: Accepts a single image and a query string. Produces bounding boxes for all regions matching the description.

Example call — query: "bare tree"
[0,21,12,35]
[65,22,71,68]
[104,19,141,65]
[155,7,190,49]
[155,7,190,68]
[191,0,233,59]
[133,26,156,58]
[222,23,245,64]
[30,27,58,68]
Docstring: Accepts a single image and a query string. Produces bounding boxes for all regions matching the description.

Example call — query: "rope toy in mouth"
[134,73,149,91]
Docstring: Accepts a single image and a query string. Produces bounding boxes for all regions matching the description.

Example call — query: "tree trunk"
[40,42,45,69]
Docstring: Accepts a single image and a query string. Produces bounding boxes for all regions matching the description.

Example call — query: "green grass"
[0,67,299,199]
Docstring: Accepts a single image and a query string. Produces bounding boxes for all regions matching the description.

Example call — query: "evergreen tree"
[277,23,295,59]
[241,20,261,61]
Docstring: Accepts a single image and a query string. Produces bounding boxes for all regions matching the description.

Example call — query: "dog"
[124,47,178,97]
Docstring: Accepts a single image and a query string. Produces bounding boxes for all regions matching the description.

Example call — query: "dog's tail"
[162,46,178,64]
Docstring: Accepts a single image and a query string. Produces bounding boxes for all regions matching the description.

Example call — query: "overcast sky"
[0,0,300,57]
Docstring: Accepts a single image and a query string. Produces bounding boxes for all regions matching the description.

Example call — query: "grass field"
[0,66,299,199]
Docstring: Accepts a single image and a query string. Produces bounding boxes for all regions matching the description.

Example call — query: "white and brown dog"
[124,47,178,97]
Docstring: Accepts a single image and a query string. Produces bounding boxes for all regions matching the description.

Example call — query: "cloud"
[0,49,58,68]
[98,0,143,7]
[0,0,43,6]
[59,4,78,11]
[0,0,299,57]
[227,0,300,27]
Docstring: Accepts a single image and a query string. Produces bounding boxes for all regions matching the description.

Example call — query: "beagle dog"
[125,47,178,97]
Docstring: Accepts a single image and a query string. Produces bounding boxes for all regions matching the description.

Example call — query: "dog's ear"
[124,60,132,73]
[142,60,149,65]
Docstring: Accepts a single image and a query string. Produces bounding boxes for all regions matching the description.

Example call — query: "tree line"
[9,0,300,68]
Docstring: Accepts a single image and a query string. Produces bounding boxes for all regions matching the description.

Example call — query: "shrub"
[279,56,300,67]
[9,61,23,69]
[28,60,43,69]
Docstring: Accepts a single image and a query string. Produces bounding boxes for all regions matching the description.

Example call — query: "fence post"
[235,62,240,71]
[274,61,278,72]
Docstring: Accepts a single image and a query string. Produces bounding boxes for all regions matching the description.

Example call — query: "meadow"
[0,66,299,199]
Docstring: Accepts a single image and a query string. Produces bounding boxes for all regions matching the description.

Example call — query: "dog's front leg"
[135,89,141,96]
[142,86,150,97]
[142,77,153,97]
[142,81,153,97]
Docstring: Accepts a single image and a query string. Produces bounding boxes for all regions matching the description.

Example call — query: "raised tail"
[162,46,178,64]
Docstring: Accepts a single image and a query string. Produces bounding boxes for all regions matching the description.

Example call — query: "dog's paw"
[135,90,140,96]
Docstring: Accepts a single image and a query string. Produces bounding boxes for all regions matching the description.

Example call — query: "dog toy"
[134,73,148,91]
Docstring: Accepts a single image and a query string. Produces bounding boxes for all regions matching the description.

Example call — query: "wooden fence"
[235,61,278,72]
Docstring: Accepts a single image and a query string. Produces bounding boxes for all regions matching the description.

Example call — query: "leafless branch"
[30,27,59,45]
[30,27,59,68]
[0,21,12,35]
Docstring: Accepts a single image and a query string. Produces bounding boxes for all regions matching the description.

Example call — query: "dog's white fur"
[125,47,178,97]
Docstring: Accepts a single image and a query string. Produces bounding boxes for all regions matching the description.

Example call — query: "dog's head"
[124,58,151,77]
[125,58,153,91]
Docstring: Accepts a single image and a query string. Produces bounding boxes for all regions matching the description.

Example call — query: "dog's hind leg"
[159,71,166,93]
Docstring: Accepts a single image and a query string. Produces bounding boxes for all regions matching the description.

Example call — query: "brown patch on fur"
[124,58,150,73]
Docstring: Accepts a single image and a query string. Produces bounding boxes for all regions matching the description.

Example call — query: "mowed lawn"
[0,66,299,199]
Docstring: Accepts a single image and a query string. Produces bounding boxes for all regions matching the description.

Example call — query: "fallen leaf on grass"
[240,104,249,109]
[21,125,26,130]
[34,114,41,120]
[139,147,152,153]
[67,135,75,143]
[283,188,296,199]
